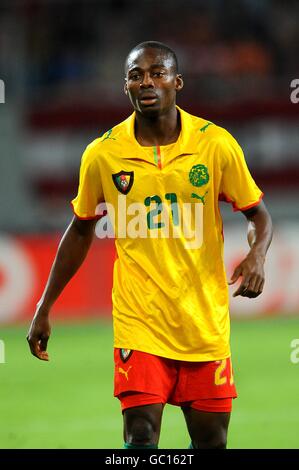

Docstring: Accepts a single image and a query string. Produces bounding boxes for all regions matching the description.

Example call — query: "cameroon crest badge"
[112,171,134,194]
[120,349,133,362]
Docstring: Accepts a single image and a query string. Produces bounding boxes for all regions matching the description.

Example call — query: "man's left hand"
[228,252,265,298]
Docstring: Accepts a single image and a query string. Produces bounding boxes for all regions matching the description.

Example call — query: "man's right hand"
[27,310,51,361]
[25,216,96,362]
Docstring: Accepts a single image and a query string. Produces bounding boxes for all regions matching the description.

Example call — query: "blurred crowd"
[0,0,298,105]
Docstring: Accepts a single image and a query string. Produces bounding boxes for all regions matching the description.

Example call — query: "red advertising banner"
[1,226,299,324]
[0,236,115,323]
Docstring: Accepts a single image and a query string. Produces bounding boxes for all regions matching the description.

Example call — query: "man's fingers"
[246,276,263,297]
[27,336,49,361]
[228,265,242,285]
[232,272,251,297]
[38,336,49,361]
[233,283,248,297]
[37,349,49,361]
[237,275,265,298]
[247,278,264,298]
[242,275,259,297]
[40,336,49,352]
[251,275,262,293]
[27,336,39,357]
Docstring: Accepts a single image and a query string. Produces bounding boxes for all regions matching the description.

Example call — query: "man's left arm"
[229,200,273,298]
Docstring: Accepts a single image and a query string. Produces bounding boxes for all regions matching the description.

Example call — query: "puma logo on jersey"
[191,190,209,205]
[102,129,116,142]
[200,122,213,132]
[119,366,132,381]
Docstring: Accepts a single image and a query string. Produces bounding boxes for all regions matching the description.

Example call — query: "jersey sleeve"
[71,144,104,219]
[218,131,263,211]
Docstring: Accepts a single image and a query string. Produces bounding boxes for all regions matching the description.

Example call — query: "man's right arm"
[26,216,97,361]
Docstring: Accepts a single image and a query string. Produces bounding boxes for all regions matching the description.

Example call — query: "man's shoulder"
[82,115,132,162]
[202,123,236,147]
[181,108,235,143]
[99,115,132,144]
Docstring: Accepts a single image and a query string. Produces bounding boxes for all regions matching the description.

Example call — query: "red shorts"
[114,348,237,413]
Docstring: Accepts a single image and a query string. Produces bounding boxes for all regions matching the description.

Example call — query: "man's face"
[124,47,183,117]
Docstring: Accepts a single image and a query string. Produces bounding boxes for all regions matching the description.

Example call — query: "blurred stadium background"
[0,0,299,449]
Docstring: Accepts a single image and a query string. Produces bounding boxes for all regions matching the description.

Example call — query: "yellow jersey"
[71,107,263,361]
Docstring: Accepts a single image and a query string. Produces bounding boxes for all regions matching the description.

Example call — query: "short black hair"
[125,41,179,74]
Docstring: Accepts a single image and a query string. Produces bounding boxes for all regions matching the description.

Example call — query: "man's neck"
[134,107,181,147]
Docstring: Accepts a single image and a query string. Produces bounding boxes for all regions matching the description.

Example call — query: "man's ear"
[175,74,184,92]
[124,79,128,95]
